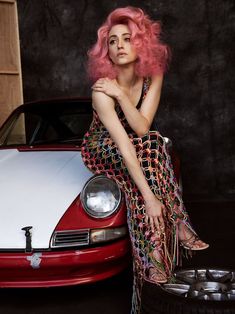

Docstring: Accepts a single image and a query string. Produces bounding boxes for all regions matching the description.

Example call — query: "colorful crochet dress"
[81,77,196,314]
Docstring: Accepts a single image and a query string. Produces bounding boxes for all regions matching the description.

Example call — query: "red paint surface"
[0,238,131,288]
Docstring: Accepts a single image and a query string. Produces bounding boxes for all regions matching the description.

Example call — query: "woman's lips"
[117,52,127,57]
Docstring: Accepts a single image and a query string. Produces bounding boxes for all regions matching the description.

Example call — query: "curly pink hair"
[87,6,170,81]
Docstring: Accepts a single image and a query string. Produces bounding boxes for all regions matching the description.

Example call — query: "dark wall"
[17,0,235,202]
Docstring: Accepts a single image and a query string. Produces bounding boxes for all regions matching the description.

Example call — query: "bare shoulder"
[150,73,164,87]
[92,91,115,111]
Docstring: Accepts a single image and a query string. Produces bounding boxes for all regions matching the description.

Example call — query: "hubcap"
[163,268,235,301]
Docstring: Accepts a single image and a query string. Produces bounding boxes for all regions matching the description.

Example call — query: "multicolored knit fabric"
[81,77,196,314]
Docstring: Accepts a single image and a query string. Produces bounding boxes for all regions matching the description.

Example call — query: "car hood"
[0,149,93,249]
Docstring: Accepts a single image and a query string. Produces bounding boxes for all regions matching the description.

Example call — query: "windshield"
[0,101,93,147]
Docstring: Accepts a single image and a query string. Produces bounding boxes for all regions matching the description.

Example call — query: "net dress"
[81,77,196,314]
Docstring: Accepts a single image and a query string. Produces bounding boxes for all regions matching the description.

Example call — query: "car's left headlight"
[80,175,122,218]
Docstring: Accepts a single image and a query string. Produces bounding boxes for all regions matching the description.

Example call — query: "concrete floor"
[0,201,234,314]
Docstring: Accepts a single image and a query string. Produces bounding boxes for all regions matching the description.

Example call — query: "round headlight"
[81,175,122,218]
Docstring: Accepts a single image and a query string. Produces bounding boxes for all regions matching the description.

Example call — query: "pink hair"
[87,6,170,81]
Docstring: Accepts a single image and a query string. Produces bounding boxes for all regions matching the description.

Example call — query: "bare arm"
[117,75,163,136]
[92,74,163,137]
[92,91,165,231]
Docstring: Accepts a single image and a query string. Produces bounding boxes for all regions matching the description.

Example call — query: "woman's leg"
[132,131,209,273]
[150,132,210,251]
[131,132,181,278]
[126,186,174,287]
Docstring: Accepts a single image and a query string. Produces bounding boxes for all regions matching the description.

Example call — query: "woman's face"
[108,24,137,66]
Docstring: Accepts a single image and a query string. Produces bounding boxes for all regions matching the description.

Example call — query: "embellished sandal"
[180,234,209,251]
[147,267,167,284]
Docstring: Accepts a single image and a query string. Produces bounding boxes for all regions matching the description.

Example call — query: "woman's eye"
[109,39,116,45]
[124,37,131,42]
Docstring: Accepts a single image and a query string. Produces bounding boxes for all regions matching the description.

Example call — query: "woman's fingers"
[95,78,108,86]
[145,201,166,233]
[159,215,165,229]
[92,79,110,92]
[149,217,155,233]
[93,82,103,88]
[145,215,165,234]
[153,216,160,231]
[162,206,167,217]
[92,84,105,92]
[92,79,105,88]
[145,215,157,233]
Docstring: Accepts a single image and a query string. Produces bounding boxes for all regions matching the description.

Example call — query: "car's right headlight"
[80,175,122,218]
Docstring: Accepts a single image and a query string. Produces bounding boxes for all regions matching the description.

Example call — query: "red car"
[0,98,180,287]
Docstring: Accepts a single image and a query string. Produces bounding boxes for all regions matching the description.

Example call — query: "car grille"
[51,229,89,248]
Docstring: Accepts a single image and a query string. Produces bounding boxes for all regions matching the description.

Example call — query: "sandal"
[180,234,209,251]
[147,267,167,284]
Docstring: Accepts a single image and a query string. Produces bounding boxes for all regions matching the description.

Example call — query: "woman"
[81,6,209,313]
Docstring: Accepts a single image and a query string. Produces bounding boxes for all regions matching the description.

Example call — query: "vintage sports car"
[0,98,180,287]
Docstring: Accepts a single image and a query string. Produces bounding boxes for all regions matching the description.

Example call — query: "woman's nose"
[117,39,124,49]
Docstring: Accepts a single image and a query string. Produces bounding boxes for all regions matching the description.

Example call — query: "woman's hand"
[145,197,165,233]
[92,77,123,99]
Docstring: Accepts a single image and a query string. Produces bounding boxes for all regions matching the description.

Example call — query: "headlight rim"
[80,174,122,219]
